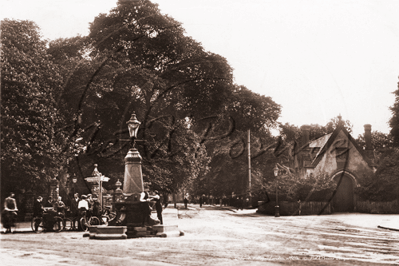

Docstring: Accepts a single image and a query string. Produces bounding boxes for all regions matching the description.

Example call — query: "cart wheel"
[89,216,101,226]
[63,218,74,231]
[80,217,87,231]
[53,217,63,232]
[31,217,44,233]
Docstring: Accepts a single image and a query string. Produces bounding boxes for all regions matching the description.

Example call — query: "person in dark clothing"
[163,194,169,208]
[199,195,203,208]
[33,196,44,217]
[152,190,163,224]
[183,195,189,209]
[70,193,79,219]
[92,198,101,218]
[236,196,242,211]
[33,196,44,231]
[140,191,151,226]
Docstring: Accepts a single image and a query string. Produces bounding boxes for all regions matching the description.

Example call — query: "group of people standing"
[31,193,102,231]
[33,195,69,217]
[72,193,102,220]
[2,189,166,232]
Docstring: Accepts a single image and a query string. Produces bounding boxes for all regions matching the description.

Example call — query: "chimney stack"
[301,125,310,146]
[364,124,374,160]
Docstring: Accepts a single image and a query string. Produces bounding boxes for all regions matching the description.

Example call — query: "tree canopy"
[4,0,397,207]
[1,19,66,196]
[278,115,353,143]
[356,148,399,201]
[45,0,281,195]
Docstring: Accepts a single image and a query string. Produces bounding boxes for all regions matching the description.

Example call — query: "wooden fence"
[257,200,399,215]
[257,201,332,216]
[356,200,399,214]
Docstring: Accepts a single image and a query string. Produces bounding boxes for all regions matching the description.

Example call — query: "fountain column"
[123,148,143,197]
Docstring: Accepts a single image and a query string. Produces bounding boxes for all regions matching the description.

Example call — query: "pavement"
[197,204,399,231]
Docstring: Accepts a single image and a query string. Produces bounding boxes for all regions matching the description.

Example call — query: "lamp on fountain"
[126,112,141,148]
[123,112,144,197]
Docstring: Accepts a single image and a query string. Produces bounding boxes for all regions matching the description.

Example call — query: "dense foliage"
[1,19,66,196]
[278,116,353,143]
[354,78,399,201]
[253,168,336,202]
[6,0,397,208]
[356,148,399,201]
[44,0,281,195]
[188,85,281,197]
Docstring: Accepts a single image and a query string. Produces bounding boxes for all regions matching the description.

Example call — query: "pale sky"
[2,0,399,137]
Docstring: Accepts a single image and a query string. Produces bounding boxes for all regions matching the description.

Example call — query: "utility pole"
[248,129,252,207]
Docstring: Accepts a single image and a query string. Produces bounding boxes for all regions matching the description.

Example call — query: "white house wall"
[310,130,373,181]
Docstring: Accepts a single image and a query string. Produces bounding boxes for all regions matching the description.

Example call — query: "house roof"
[309,133,331,148]
[294,133,330,155]
[309,125,375,168]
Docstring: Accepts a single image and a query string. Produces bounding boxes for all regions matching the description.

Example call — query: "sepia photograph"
[1,0,399,265]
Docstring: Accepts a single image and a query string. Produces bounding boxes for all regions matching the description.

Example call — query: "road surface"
[1,205,399,265]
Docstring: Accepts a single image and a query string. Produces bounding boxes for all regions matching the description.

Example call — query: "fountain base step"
[87,224,183,239]
[88,226,128,240]
[152,225,184,238]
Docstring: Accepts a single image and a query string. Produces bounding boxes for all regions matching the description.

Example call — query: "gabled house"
[289,118,377,212]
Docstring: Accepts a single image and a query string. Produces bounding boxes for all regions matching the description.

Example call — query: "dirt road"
[1,205,399,265]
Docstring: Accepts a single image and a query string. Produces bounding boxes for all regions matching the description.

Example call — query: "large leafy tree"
[355,79,399,201]
[356,130,393,163]
[1,19,66,196]
[356,148,399,201]
[47,0,282,196]
[190,85,281,198]
[50,0,234,193]
[227,86,280,131]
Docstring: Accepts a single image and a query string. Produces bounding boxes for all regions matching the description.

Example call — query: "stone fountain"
[88,112,181,239]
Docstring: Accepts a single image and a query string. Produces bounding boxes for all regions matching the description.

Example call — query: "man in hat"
[152,190,163,225]
[33,196,44,231]
[70,193,80,221]
[139,190,151,226]
[33,196,44,217]
[78,195,89,213]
